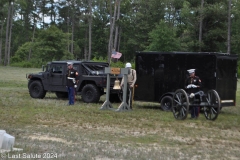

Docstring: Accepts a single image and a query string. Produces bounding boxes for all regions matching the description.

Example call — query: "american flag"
[111,51,122,59]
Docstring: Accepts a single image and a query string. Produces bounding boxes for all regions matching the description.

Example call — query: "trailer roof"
[136,51,238,57]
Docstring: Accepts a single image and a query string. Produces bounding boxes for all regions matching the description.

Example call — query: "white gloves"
[190,93,195,98]
[186,84,197,88]
[191,84,197,88]
[74,85,77,88]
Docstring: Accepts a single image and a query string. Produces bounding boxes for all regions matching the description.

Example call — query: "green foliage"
[110,60,135,69]
[2,0,240,68]
[91,56,109,62]
[110,60,125,68]
[12,25,73,67]
[10,61,32,68]
[231,0,240,55]
[146,21,181,51]
[92,56,135,69]
[35,25,71,61]
[11,42,32,63]
[0,0,8,20]
[92,56,125,68]
[178,0,229,52]
[231,34,240,55]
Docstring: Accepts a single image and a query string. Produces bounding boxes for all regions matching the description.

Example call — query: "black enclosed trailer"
[135,51,238,111]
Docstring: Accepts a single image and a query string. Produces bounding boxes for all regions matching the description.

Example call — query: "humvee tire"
[29,81,46,99]
[81,84,100,103]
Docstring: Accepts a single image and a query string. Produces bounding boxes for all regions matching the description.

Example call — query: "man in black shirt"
[66,62,79,105]
[185,69,202,119]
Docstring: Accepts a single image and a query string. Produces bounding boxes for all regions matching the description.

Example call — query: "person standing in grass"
[66,62,79,105]
[185,69,202,119]
[120,62,137,109]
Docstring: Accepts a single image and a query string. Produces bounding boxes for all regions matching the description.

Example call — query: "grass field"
[0,66,240,160]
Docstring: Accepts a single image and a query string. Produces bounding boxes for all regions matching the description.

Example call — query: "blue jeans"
[68,87,75,105]
[191,106,199,118]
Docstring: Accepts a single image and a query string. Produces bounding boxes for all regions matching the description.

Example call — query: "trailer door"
[216,56,238,106]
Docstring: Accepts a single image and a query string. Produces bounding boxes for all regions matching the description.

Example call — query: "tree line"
[0,0,239,67]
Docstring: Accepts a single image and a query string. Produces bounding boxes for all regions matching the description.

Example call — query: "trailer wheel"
[29,81,46,99]
[172,89,189,120]
[160,96,172,111]
[203,90,220,121]
[81,84,100,103]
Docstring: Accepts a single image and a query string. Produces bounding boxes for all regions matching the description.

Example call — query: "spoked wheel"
[172,89,189,120]
[203,90,220,121]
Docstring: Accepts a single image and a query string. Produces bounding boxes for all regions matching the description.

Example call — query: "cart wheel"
[172,89,189,120]
[203,90,220,121]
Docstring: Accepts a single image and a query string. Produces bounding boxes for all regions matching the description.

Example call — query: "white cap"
[187,69,195,74]
[67,62,73,65]
[125,62,132,68]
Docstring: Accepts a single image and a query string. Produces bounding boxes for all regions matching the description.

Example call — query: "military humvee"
[26,60,121,103]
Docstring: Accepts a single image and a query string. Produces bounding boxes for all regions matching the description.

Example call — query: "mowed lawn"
[0,66,240,160]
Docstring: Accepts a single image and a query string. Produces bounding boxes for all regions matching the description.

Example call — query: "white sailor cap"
[67,62,73,65]
[187,69,195,74]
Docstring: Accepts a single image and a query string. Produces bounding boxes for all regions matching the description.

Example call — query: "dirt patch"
[29,135,71,145]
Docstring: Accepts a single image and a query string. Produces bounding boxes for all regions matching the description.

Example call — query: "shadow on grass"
[136,105,162,110]
[44,97,66,100]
